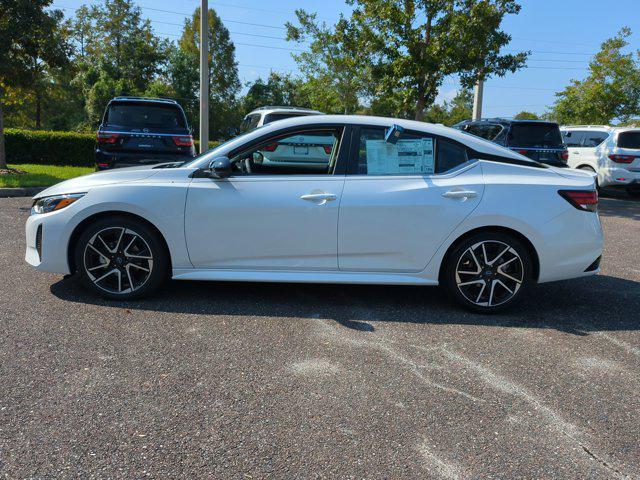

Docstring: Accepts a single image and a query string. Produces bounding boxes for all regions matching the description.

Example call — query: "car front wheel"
[74,216,168,299]
[442,232,532,313]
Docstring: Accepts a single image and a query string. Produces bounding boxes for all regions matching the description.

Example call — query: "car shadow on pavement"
[50,273,640,335]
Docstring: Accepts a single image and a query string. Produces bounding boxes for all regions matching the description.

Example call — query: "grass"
[0,164,94,188]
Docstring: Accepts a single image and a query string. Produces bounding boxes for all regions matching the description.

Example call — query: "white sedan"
[25,115,603,312]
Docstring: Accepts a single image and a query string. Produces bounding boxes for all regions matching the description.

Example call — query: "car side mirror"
[208,156,232,179]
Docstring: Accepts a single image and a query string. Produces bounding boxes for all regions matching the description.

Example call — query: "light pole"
[472,79,484,121]
[199,0,209,153]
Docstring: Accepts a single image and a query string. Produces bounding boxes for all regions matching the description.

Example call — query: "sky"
[51,0,640,118]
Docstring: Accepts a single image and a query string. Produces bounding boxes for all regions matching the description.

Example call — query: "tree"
[242,72,310,113]
[549,28,640,125]
[345,0,528,120]
[286,12,371,114]
[174,7,241,139]
[71,0,170,127]
[514,111,540,120]
[0,0,71,168]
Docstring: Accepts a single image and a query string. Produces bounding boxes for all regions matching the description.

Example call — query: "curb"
[0,187,47,198]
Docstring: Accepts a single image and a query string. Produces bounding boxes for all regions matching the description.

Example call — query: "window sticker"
[365,138,434,174]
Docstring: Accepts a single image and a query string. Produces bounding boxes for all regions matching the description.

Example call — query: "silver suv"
[240,106,322,132]
[561,125,640,197]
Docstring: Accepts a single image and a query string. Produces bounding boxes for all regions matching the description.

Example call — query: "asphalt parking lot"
[1,193,639,479]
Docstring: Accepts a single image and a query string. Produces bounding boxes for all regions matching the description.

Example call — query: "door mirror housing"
[208,156,232,179]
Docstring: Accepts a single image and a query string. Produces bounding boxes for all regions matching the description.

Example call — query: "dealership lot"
[1,194,639,478]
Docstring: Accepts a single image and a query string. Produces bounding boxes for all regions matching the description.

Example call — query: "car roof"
[208,114,532,164]
[109,96,180,105]
[455,118,558,127]
[248,106,323,116]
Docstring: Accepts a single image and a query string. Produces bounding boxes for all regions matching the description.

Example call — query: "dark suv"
[453,118,568,167]
[95,97,196,170]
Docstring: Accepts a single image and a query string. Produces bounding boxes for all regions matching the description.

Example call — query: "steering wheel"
[233,157,253,174]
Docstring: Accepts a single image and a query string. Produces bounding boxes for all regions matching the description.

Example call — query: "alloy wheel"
[83,227,154,295]
[455,240,524,308]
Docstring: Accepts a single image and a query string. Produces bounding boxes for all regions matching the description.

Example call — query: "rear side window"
[584,131,609,147]
[617,131,640,149]
[354,128,468,175]
[240,114,261,132]
[561,130,586,147]
[105,103,186,130]
[508,123,563,148]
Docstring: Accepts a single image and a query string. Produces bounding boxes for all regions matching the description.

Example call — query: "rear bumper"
[598,166,640,187]
[95,149,194,170]
[537,209,604,283]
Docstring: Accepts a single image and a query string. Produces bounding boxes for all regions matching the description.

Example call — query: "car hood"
[33,165,160,199]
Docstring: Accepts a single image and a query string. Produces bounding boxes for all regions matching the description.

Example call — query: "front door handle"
[300,192,337,205]
[442,190,477,200]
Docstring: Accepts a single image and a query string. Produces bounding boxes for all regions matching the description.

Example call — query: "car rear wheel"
[442,232,532,313]
[74,217,168,299]
[579,165,600,191]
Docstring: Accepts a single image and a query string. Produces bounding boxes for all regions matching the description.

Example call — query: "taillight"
[172,135,194,147]
[560,150,569,161]
[96,132,119,144]
[608,154,635,164]
[515,149,528,156]
[322,145,333,155]
[262,143,278,152]
[559,190,598,212]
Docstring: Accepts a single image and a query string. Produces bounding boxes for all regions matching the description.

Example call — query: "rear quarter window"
[617,131,640,149]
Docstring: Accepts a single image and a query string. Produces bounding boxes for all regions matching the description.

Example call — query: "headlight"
[31,193,85,214]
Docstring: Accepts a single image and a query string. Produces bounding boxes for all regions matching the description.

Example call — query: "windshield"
[105,103,186,130]
[508,123,563,148]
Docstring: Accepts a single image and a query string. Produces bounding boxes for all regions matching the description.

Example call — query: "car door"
[581,131,610,169]
[184,126,348,270]
[562,130,588,168]
[338,126,484,273]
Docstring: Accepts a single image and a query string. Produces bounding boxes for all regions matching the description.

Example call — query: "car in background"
[95,97,195,170]
[240,106,328,171]
[454,118,569,168]
[561,125,640,198]
[26,115,602,313]
[240,106,323,133]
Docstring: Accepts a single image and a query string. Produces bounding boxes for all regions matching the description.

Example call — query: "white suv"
[561,125,640,198]
[240,106,322,132]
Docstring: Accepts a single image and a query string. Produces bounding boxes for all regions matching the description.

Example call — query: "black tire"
[625,187,640,199]
[579,166,600,191]
[441,232,533,313]
[74,216,169,300]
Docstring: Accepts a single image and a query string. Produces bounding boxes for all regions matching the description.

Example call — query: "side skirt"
[171,268,439,286]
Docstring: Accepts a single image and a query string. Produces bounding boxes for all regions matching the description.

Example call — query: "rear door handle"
[442,190,477,200]
[300,192,337,205]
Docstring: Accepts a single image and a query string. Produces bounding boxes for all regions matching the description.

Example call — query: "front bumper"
[25,208,75,275]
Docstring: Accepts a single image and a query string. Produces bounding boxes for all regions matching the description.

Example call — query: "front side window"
[240,114,261,133]
[354,128,468,176]
[229,128,342,175]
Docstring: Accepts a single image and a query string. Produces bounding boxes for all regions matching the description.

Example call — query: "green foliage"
[548,28,640,125]
[174,7,241,139]
[286,12,370,114]
[514,111,540,120]
[242,73,312,113]
[0,164,94,188]
[344,0,528,119]
[4,129,96,167]
[0,0,72,167]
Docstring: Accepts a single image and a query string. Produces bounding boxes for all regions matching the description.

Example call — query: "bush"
[5,128,96,167]
[4,128,222,167]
